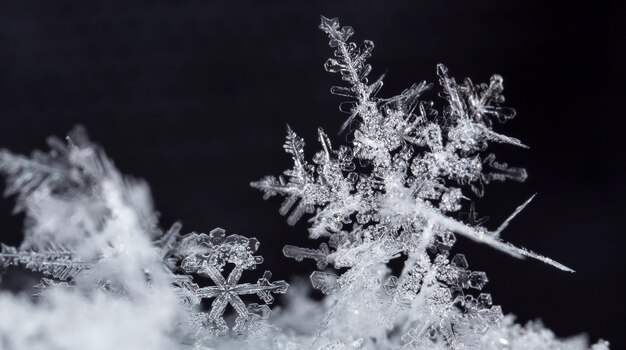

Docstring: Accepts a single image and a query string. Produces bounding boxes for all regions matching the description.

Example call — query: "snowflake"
[171,228,288,335]
[0,130,288,342]
[251,16,582,348]
[0,14,606,350]
[0,126,159,250]
[252,16,573,272]
[0,221,183,294]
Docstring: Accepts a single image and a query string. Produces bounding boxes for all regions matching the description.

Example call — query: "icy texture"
[252,17,570,272]
[251,16,605,349]
[171,228,288,335]
[0,242,91,281]
[0,16,607,350]
[0,127,158,251]
[0,129,287,348]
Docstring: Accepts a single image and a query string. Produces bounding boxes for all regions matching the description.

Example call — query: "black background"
[0,0,624,347]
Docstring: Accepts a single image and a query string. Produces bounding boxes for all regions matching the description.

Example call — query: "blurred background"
[0,0,623,347]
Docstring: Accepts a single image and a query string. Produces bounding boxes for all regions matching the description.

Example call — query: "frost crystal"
[253,17,571,272]
[170,228,288,335]
[250,16,606,349]
[0,128,287,348]
[0,15,607,350]
[0,242,91,282]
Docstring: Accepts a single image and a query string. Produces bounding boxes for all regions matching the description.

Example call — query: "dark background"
[0,0,624,347]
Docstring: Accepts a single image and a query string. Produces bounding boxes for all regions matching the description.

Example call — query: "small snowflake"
[173,228,288,335]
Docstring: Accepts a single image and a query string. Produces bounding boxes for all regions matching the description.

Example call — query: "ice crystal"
[0,127,159,250]
[252,17,571,272]
[0,129,287,348]
[0,242,91,281]
[169,228,288,335]
[0,15,607,350]
[250,16,605,349]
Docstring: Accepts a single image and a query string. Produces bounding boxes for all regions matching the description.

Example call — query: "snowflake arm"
[0,127,159,250]
[282,243,330,269]
[319,16,382,132]
[386,187,573,271]
[0,243,93,281]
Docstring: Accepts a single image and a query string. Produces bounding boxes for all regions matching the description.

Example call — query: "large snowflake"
[250,16,590,349]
